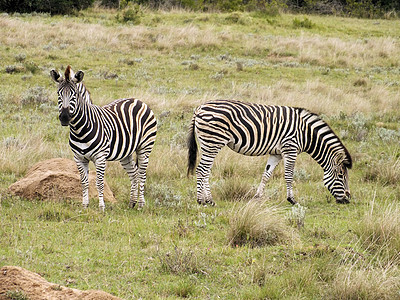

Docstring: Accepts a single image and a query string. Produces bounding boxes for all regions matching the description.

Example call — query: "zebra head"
[50,65,84,126]
[323,152,352,204]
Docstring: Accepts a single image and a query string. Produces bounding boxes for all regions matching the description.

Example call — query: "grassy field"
[1,7,400,299]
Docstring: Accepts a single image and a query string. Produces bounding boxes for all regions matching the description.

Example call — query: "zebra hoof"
[129,201,137,209]
[287,197,297,205]
[205,200,216,207]
[83,203,89,209]
[99,206,105,212]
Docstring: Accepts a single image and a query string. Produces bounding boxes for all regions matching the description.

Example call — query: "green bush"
[116,3,142,24]
[292,17,315,29]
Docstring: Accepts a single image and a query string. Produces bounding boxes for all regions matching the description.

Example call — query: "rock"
[0,266,121,300]
[8,158,116,203]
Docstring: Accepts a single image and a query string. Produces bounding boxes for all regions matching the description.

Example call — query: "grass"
[0,7,400,299]
[227,200,297,247]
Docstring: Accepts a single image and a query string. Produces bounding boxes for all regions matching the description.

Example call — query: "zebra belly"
[226,140,282,157]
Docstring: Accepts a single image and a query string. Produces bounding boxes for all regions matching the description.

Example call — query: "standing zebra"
[50,66,157,211]
[187,99,352,206]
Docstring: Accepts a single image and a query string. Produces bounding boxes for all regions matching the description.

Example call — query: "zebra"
[50,66,157,211]
[187,99,352,206]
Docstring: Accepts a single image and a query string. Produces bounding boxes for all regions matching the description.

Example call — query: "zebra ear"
[50,70,62,83]
[73,70,84,83]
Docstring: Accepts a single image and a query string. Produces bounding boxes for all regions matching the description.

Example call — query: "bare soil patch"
[8,158,116,203]
[0,266,121,300]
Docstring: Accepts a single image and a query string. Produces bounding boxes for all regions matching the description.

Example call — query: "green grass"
[1,7,400,299]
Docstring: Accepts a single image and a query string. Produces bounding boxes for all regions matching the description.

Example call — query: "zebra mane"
[77,82,93,105]
[64,65,72,81]
[299,108,352,169]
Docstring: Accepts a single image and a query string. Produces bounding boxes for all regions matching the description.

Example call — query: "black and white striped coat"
[51,66,157,210]
[188,99,352,206]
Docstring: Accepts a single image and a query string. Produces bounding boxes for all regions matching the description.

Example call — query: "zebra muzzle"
[59,108,72,126]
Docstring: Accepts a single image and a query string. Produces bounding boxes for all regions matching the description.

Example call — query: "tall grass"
[354,199,400,260]
[327,247,400,299]
[227,200,298,247]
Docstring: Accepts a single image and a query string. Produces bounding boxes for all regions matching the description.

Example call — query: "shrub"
[116,3,142,24]
[227,200,297,247]
[5,65,24,74]
[14,53,26,62]
[158,246,208,275]
[292,17,315,29]
[21,86,51,106]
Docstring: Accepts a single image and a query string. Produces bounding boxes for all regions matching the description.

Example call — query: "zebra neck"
[303,118,341,170]
[307,141,335,170]
[69,85,94,132]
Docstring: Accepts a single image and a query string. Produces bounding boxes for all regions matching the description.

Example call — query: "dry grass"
[227,199,298,247]
[0,135,67,177]
[1,13,399,69]
[364,151,400,186]
[327,248,400,300]
[228,79,399,116]
[354,199,400,258]
[328,265,400,300]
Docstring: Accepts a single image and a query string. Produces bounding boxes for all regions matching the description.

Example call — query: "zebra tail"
[187,115,197,176]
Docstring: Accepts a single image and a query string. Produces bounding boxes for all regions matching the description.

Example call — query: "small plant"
[194,211,218,228]
[158,246,207,275]
[5,290,29,300]
[171,279,197,298]
[24,62,39,74]
[293,168,310,181]
[227,200,297,247]
[14,53,26,62]
[286,203,307,229]
[292,17,315,29]
[149,183,182,208]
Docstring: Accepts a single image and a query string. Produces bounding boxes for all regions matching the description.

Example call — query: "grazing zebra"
[187,99,352,206]
[50,66,157,211]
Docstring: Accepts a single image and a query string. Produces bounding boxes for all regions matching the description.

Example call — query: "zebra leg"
[255,154,282,198]
[75,156,90,209]
[282,149,298,205]
[94,156,107,211]
[136,151,150,209]
[196,149,220,206]
[120,155,139,209]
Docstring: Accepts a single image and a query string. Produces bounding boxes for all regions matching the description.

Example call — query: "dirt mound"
[0,266,121,300]
[8,158,116,203]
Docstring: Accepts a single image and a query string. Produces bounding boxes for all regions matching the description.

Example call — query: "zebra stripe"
[51,66,157,210]
[187,99,352,206]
